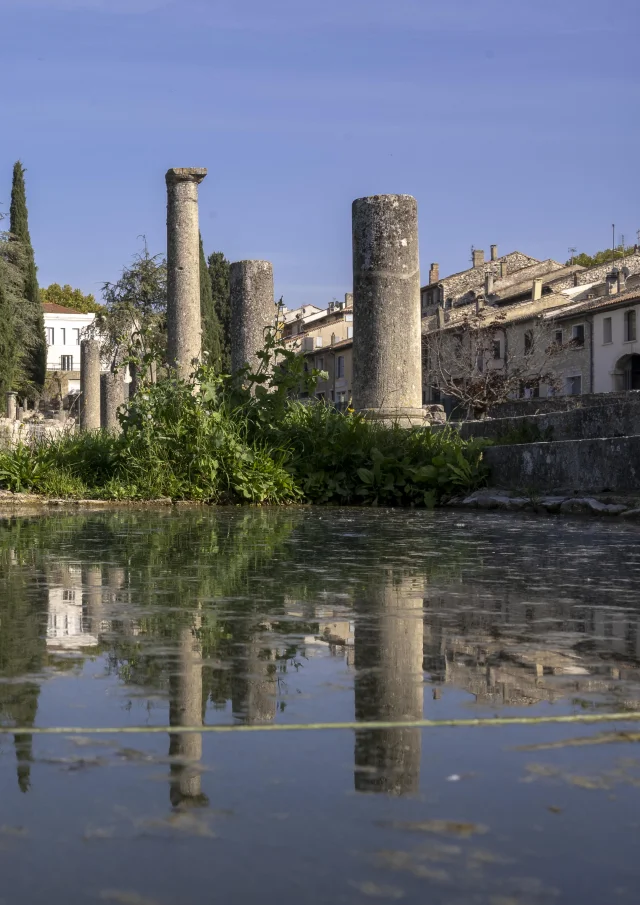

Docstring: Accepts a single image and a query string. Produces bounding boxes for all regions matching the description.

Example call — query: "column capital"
[165,167,207,186]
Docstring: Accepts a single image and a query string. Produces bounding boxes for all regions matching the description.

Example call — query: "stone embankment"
[450,488,640,518]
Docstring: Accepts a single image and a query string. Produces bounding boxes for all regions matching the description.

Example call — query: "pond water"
[1,507,640,904]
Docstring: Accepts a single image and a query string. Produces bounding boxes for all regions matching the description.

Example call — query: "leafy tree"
[9,162,46,390]
[40,283,104,314]
[566,245,637,269]
[207,251,231,371]
[199,234,222,368]
[88,241,167,378]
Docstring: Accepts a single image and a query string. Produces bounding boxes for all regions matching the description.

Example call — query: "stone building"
[43,302,95,402]
[283,296,354,406]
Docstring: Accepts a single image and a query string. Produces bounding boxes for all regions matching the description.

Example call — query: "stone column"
[230,261,275,375]
[100,372,124,433]
[354,574,424,795]
[352,195,423,421]
[231,631,277,724]
[166,167,207,380]
[80,339,101,431]
[6,392,17,420]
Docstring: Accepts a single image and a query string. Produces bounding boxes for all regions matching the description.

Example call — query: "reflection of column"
[231,631,277,724]
[354,575,424,795]
[83,565,103,639]
[169,623,207,808]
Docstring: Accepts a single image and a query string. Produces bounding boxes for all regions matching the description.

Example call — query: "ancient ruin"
[100,372,124,433]
[230,260,275,376]
[79,339,101,431]
[352,194,423,421]
[166,167,207,380]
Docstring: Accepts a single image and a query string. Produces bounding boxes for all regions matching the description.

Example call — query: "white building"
[43,302,95,393]
[590,289,640,392]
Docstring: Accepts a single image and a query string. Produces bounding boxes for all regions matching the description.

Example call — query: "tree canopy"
[40,283,104,314]
[207,251,231,372]
[566,245,637,269]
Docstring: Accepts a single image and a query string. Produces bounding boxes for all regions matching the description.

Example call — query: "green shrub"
[0,331,488,505]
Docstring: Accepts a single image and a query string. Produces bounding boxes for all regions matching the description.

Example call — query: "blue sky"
[1,0,639,307]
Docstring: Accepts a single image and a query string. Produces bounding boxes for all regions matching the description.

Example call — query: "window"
[62,589,76,602]
[316,392,325,401]
[345,313,353,322]
[603,317,612,344]
[524,330,533,355]
[347,326,353,339]
[624,310,637,342]
[61,355,74,371]
[566,375,582,395]
[60,328,66,345]
[492,340,501,360]
[73,328,81,345]
[316,356,324,371]
[336,355,345,378]
[315,336,323,348]
[555,330,563,346]
[46,327,54,345]
[571,324,585,347]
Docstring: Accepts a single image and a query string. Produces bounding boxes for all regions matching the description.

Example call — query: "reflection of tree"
[354,574,425,795]
[0,537,47,793]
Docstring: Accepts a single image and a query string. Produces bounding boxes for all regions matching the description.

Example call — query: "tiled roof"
[548,288,640,321]
[42,302,87,315]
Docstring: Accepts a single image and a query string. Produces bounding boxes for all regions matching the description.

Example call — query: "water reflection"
[354,574,424,795]
[2,509,640,806]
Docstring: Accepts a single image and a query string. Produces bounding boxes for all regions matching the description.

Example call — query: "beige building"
[283,296,354,407]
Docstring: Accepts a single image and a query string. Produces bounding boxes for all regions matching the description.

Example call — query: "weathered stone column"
[231,630,277,724]
[100,372,124,433]
[354,574,424,795]
[6,392,17,420]
[166,167,207,380]
[80,340,101,431]
[230,261,275,375]
[352,195,423,421]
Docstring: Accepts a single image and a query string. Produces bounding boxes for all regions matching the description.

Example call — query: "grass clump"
[0,334,488,505]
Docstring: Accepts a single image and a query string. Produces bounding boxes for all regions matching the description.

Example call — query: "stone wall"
[0,418,74,450]
[484,435,640,493]
[453,396,640,443]
[489,389,640,418]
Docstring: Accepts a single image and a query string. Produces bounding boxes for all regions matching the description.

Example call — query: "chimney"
[472,249,485,269]
[429,263,439,284]
[532,278,543,301]
[573,272,579,287]
[490,244,498,261]
[436,308,445,329]
[344,292,353,307]
[476,297,485,315]
[500,262,508,278]
[618,269,627,293]
[606,270,618,295]
[484,273,494,296]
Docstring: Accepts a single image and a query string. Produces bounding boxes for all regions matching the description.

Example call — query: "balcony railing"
[47,357,78,372]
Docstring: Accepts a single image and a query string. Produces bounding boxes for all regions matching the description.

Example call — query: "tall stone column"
[230,261,275,375]
[100,372,124,433]
[80,339,101,431]
[6,392,17,420]
[354,573,424,795]
[352,195,423,421]
[169,621,208,808]
[166,167,207,380]
[231,630,277,724]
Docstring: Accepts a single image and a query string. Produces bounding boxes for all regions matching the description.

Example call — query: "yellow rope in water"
[1,712,640,735]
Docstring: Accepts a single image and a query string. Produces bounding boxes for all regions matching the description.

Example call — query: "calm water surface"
[1,507,640,904]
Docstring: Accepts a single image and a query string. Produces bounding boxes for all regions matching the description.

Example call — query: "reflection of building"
[231,630,277,724]
[423,585,640,708]
[354,576,424,795]
[46,565,99,650]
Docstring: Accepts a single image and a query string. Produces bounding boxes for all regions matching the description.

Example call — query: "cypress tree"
[0,278,19,397]
[9,162,46,390]
[207,251,231,372]
[199,233,222,369]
